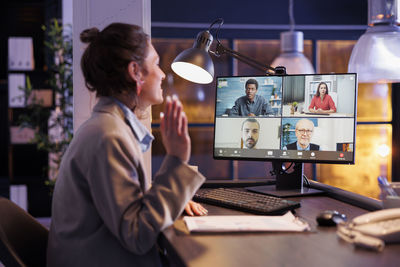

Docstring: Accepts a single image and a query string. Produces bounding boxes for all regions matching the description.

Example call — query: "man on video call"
[241,118,260,149]
[229,78,272,116]
[284,119,320,151]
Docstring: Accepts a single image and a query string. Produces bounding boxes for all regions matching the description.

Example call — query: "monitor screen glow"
[213,73,357,165]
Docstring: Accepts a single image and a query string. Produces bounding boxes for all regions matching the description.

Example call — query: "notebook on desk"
[184,212,310,233]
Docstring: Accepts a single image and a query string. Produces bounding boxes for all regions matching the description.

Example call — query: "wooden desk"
[160,194,400,267]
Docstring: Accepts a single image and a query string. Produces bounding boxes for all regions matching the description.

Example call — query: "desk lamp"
[348,0,400,83]
[171,18,286,84]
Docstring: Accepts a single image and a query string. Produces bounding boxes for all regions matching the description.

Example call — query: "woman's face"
[319,84,327,96]
[137,43,166,108]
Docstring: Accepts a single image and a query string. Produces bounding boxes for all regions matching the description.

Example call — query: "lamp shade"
[271,31,315,74]
[272,52,315,75]
[171,30,214,84]
[348,0,400,83]
[171,47,214,84]
[348,25,400,83]
[171,20,283,82]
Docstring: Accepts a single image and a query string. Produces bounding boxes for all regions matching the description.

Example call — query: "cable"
[337,224,384,252]
[289,0,295,32]
[269,162,294,176]
[207,18,224,44]
[206,17,277,74]
[283,162,294,173]
[302,174,310,187]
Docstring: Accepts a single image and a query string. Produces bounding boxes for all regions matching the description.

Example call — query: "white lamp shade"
[348,25,400,83]
[171,47,214,84]
[171,61,214,84]
[272,52,315,74]
[272,31,315,75]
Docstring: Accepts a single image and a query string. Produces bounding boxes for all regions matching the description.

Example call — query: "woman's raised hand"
[160,95,191,163]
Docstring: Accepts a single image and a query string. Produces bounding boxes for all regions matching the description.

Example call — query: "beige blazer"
[47,97,205,266]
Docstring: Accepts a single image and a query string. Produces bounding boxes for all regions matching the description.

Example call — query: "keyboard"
[193,188,300,215]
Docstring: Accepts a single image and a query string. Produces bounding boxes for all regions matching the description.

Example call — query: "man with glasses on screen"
[229,78,272,116]
[284,119,320,151]
[241,118,260,149]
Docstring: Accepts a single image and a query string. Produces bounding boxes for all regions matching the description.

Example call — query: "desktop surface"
[160,193,400,267]
[303,112,330,116]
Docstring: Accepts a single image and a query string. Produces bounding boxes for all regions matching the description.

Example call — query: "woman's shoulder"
[325,94,334,101]
[74,112,130,143]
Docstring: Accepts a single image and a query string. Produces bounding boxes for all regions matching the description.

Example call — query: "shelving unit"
[1,1,59,216]
[7,70,52,216]
[269,97,281,108]
[269,96,282,115]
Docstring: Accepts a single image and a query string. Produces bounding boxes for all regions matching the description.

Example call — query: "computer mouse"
[316,210,347,227]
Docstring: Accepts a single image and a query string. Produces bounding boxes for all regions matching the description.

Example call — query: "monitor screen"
[213,73,357,165]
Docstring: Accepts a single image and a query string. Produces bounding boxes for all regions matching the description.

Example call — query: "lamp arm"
[214,42,276,74]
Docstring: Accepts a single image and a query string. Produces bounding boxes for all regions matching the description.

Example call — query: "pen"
[377,176,398,197]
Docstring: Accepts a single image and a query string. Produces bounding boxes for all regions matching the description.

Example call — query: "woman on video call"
[308,82,336,113]
[47,23,207,267]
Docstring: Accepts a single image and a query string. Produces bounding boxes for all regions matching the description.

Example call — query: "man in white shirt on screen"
[241,118,260,149]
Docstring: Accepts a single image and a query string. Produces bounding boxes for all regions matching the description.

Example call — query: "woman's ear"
[128,61,144,95]
[128,61,142,83]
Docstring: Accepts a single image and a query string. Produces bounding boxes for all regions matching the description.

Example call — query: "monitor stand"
[246,162,323,197]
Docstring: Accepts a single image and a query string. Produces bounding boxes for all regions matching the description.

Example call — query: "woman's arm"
[328,95,337,113]
[161,96,208,216]
[160,95,190,163]
[320,108,335,113]
[89,96,205,255]
[308,96,316,112]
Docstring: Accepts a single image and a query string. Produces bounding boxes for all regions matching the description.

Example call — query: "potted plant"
[290,102,298,115]
[271,86,278,99]
[282,123,292,147]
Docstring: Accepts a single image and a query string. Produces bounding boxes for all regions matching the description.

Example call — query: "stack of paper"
[184,212,310,233]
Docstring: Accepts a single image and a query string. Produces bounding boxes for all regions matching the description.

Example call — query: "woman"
[308,82,336,113]
[47,23,207,267]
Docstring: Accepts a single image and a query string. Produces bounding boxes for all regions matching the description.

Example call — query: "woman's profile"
[47,22,207,267]
[308,82,336,113]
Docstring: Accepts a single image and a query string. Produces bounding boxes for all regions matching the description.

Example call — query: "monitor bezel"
[212,73,358,165]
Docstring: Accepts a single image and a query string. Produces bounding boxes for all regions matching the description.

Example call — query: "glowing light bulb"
[377,144,390,158]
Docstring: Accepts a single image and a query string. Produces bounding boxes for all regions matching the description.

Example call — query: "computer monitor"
[213,73,357,197]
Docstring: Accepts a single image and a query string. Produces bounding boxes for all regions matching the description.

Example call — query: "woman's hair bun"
[80,27,100,43]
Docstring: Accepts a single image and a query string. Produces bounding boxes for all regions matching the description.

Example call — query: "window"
[316,40,392,199]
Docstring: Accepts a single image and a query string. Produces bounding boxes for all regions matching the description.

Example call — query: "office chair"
[0,197,48,267]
